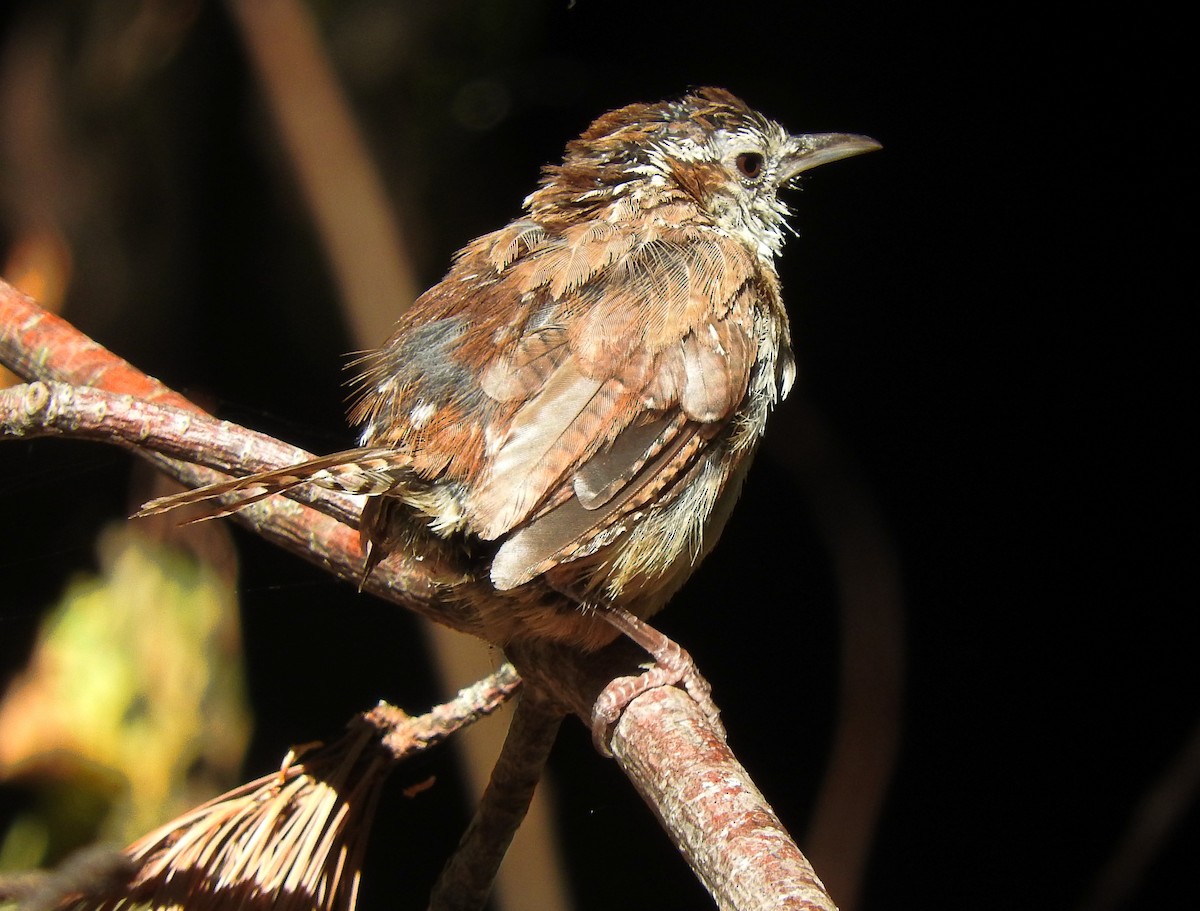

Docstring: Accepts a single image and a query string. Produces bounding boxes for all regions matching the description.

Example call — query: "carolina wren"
[141,88,878,742]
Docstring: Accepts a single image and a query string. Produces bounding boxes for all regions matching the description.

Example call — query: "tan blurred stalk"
[222,2,573,908]
[224,0,417,350]
[1,231,72,387]
[0,14,73,387]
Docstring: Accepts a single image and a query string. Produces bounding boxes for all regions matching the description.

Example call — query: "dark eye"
[735,151,764,179]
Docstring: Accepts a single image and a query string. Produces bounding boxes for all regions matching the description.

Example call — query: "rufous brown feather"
[137,87,878,748]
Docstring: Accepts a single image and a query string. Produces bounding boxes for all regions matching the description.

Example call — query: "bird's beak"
[783,133,881,179]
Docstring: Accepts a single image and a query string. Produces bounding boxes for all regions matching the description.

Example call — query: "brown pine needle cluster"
[41,666,520,911]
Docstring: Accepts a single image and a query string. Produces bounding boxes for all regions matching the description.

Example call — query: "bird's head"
[528,87,879,261]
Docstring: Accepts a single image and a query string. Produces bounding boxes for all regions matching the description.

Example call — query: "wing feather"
[490,422,708,590]
[363,216,767,581]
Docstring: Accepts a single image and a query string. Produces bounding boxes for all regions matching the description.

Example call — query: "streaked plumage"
[141,88,878,653]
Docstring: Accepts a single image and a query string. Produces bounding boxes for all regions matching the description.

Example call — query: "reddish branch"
[1,279,837,911]
[428,692,563,911]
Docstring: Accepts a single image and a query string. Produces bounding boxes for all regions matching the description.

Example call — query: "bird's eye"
[735,151,764,179]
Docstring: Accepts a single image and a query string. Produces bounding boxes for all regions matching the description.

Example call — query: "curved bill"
[783,133,881,178]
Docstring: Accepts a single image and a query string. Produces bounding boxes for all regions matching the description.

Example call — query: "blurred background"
[0,2,1189,909]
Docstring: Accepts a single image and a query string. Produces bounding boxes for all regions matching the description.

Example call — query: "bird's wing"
[429,218,767,589]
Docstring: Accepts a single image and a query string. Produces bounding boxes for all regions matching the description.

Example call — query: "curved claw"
[589,613,725,756]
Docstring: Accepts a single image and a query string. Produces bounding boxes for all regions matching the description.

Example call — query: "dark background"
[0,2,1189,909]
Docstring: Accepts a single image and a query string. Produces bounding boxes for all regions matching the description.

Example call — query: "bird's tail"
[135,447,409,522]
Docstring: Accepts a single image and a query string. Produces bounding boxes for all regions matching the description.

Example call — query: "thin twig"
[0,379,362,523]
[428,693,564,911]
[1078,715,1200,911]
[0,283,493,636]
[0,847,134,911]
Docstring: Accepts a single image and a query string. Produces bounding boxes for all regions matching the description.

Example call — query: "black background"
[0,2,1189,909]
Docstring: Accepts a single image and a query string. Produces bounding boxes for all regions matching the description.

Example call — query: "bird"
[139,87,878,746]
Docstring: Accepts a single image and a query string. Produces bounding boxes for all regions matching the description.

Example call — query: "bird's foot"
[590,607,725,756]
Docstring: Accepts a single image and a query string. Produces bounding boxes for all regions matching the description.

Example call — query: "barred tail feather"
[135,447,410,521]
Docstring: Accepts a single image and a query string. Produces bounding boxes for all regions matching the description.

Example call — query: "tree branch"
[428,692,563,911]
[1,278,837,911]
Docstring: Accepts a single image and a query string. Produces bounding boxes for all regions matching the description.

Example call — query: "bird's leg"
[590,605,726,755]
